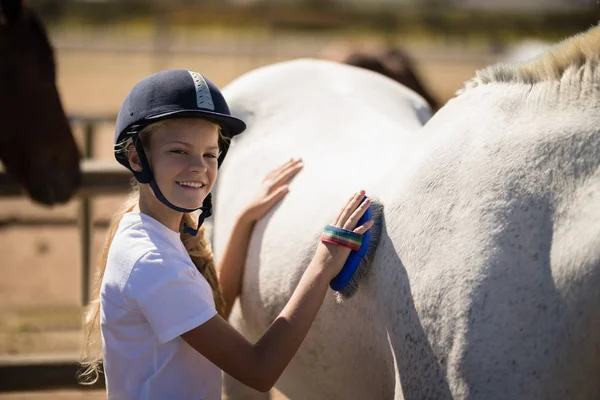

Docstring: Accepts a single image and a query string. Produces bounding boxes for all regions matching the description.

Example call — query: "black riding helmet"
[114,69,246,235]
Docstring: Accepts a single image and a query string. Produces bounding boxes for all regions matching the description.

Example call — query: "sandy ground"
[0,31,490,397]
[0,389,285,399]
[0,390,105,399]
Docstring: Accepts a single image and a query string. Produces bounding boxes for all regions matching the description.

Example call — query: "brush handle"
[330,195,372,291]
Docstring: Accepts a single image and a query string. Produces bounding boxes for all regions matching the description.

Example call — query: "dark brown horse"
[0,0,80,205]
[343,48,440,112]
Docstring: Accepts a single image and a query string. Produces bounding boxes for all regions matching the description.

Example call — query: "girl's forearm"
[182,259,332,393]
[216,212,256,318]
[250,261,330,391]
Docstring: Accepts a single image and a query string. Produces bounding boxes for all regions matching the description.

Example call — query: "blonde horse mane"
[463,24,600,91]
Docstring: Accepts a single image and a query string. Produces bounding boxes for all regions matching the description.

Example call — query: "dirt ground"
[0,389,285,399]
[0,31,491,397]
[0,390,105,399]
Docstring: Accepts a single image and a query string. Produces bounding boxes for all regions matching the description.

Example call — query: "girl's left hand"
[241,158,303,223]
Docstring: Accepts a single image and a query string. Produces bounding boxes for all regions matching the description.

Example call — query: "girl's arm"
[217,158,303,318]
[183,191,374,392]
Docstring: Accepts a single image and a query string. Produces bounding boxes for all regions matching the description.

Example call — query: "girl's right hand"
[240,158,304,223]
[313,190,374,280]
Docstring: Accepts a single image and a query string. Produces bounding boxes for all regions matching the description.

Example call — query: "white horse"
[213,25,600,400]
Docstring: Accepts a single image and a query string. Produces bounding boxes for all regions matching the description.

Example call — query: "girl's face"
[147,118,220,210]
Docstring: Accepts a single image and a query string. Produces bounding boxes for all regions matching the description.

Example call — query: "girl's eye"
[170,149,187,155]
[204,153,218,159]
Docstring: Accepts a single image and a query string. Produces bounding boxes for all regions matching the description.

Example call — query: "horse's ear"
[0,0,24,25]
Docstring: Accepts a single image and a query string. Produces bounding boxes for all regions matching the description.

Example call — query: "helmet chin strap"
[132,136,211,236]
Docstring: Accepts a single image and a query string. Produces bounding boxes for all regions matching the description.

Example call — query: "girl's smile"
[176,181,207,189]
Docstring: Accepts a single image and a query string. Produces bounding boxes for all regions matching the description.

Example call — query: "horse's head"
[0,0,80,205]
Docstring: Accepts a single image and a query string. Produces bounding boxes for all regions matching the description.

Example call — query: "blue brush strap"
[330,196,372,291]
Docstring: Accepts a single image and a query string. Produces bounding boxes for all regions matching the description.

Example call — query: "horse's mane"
[463,23,600,91]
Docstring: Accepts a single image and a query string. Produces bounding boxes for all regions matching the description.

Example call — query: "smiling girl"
[79,70,373,399]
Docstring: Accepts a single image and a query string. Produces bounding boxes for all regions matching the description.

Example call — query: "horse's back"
[223,58,431,136]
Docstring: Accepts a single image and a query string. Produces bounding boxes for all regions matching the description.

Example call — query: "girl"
[80,69,373,399]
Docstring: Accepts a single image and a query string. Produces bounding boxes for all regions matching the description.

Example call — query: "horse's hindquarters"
[380,84,600,399]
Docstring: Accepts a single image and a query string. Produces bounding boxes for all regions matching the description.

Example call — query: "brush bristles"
[336,198,384,300]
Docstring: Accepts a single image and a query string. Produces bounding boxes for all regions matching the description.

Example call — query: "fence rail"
[0,160,131,198]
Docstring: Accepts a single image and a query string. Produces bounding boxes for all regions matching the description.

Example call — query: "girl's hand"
[313,190,374,280]
[241,158,304,223]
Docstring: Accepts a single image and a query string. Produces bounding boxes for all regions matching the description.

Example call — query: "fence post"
[80,122,95,306]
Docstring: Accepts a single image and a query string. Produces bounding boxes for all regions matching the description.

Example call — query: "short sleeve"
[124,249,217,344]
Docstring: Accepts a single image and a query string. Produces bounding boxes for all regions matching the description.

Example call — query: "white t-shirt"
[100,212,220,400]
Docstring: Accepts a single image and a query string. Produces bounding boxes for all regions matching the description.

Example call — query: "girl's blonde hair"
[78,120,226,384]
